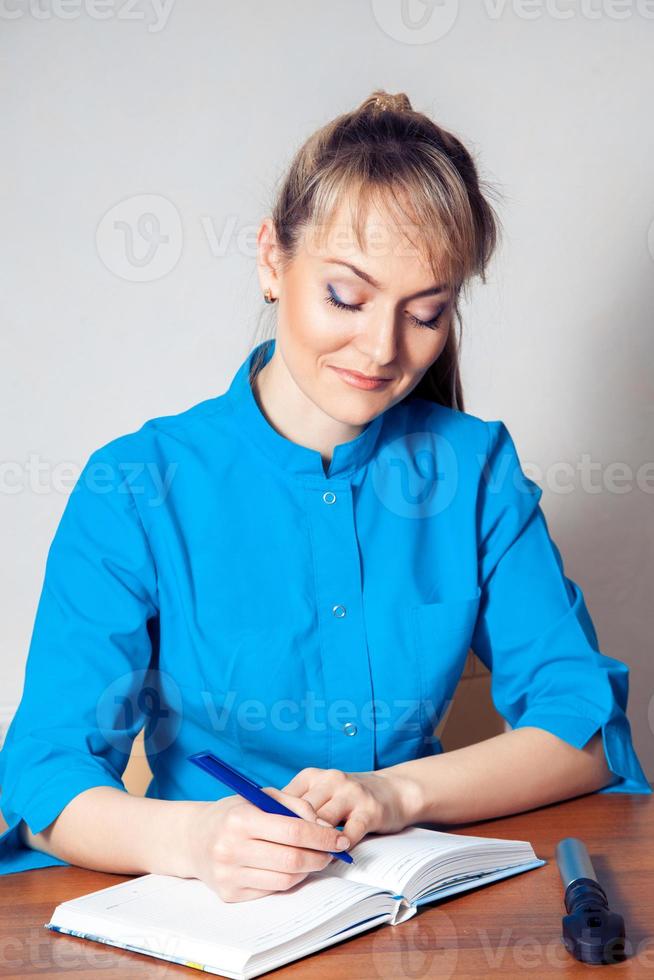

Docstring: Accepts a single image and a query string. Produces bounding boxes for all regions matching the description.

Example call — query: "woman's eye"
[324,285,446,331]
[408,308,446,330]
[324,285,361,313]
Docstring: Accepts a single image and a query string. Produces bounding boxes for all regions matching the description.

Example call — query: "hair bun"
[360,90,412,114]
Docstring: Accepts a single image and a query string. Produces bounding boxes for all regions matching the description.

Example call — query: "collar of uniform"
[226,337,385,480]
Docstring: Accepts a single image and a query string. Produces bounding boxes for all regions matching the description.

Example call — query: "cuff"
[510,711,652,795]
[0,767,128,876]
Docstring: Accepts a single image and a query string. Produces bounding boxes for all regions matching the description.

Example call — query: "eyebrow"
[324,258,450,300]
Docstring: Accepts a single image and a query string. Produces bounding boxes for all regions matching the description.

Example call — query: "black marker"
[555,837,626,965]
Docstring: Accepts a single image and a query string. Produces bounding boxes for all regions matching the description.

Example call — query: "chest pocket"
[410,587,482,735]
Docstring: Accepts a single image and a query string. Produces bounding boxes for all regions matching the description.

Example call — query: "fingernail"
[316,818,332,827]
[336,835,350,849]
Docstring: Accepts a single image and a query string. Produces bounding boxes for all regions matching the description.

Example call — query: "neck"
[252,350,366,471]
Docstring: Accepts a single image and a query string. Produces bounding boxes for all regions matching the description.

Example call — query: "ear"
[256,216,282,294]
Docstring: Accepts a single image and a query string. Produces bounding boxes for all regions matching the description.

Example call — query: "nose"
[354,315,399,369]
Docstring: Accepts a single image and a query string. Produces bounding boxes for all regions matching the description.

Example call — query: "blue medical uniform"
[0,337,650,874]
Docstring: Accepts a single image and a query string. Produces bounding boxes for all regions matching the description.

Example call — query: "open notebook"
[45,825,546,979]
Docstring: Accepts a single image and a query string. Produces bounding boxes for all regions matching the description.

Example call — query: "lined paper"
[325,826,536,900]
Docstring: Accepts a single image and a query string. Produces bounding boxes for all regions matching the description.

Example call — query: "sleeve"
[0,447,160,874]
[470,419,651,795]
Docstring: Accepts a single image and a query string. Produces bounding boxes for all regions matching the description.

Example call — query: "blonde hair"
[255,89,502,411]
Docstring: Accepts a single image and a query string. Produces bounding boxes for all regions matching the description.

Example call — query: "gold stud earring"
[263,287,277,304]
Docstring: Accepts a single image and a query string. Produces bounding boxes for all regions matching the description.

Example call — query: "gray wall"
[2,1,653,780]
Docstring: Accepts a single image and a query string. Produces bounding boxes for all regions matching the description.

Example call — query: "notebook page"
[325,826,535,899]
[46,870,388,964]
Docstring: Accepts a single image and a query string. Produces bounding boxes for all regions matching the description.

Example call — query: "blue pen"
[188,750,354,864]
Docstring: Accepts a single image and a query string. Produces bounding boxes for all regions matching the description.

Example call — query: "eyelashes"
[323,286,445,330]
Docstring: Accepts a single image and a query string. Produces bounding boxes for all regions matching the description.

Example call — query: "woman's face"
[258,195,454,428]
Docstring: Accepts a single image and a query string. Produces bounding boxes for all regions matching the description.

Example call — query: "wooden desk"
[1,790,652,977]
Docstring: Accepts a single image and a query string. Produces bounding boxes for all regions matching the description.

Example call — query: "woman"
[0,91,649,899]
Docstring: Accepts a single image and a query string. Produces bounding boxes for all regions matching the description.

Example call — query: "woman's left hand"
[279,767,421,849]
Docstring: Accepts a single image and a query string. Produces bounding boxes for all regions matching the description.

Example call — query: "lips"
[329,365,392,390]
[348,370,390,381]
[332,367,391,381]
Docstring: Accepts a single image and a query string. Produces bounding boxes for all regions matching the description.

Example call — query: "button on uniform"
[305,476,374,772]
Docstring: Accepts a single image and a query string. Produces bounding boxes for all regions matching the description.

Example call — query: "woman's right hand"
[182,788,351,902]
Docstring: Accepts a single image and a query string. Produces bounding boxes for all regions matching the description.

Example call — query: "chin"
[322,397,382,428]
